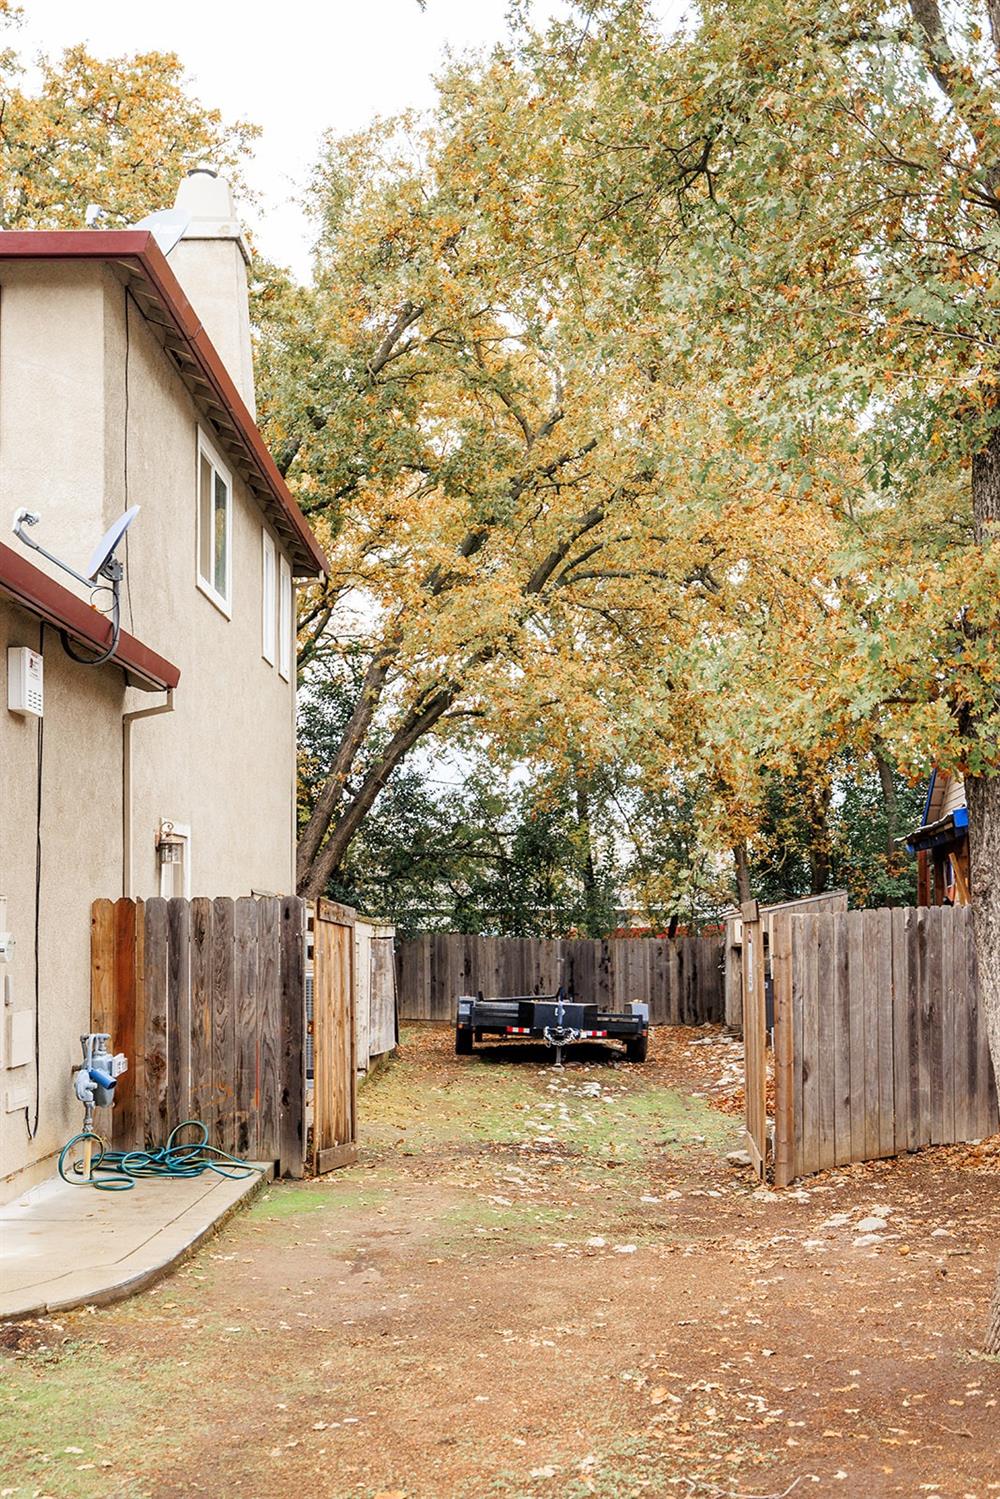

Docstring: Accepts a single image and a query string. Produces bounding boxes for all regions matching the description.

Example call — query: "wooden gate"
[91,896,306,1175]
[311,898,358,1173]
[771,905,998,1186]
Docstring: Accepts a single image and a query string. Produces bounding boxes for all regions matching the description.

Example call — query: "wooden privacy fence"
[91,896,306,1176]
[397,933,725,1025]
[769,905,998,1186]
[725,890,849,1031]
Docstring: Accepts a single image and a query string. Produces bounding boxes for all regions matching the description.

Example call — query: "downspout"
[122,691,175,898]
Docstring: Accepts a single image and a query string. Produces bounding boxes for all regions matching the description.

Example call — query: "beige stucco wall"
[0,600,124,1193]
[0,261,298,1199]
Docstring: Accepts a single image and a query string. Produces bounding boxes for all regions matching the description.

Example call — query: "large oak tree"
[470,0,1000,1346]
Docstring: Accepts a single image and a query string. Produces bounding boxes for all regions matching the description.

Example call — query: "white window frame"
[262,530,276,664]
[278,555,293,681]
[196,429,233,616]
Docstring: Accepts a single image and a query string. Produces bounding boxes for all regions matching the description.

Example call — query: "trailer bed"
[455,991,648,1061]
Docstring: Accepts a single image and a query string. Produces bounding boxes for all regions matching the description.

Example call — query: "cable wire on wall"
[123,286,135,633]
[25,620,44,1140]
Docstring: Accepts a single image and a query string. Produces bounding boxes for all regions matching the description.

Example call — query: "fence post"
[772,913,794,1187]
[741,900,767,1180]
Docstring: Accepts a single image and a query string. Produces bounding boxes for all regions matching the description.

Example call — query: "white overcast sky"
[16,0,682,281]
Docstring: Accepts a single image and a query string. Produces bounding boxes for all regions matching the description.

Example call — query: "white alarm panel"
[7,646,43,717]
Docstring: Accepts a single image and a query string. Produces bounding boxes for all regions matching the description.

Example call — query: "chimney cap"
[172,167,250,264]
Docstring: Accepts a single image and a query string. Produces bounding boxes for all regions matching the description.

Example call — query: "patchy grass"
[360,1030,739,1170]
[1,1340,169,1498]
[250,1177,393,1221]
[2,1023,997,1499]
[437,1195,568,1249]
[249,1184,334,1219]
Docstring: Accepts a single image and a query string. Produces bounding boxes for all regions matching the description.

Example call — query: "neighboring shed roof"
[905,769,968,854]
[0,541,180,692]
[0,230,326,578]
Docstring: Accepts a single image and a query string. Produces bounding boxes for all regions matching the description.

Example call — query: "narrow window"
[279,555,293,681]
[196,431,232,614]
[262,530,276,664]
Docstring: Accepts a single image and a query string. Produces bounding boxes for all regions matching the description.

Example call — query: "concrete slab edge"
[1,1164,275,1324]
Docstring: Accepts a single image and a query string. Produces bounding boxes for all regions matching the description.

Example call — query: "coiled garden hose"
[58,1119,263,1192]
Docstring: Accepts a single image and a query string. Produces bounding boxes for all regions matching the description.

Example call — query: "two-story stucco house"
[0,169,325,1201]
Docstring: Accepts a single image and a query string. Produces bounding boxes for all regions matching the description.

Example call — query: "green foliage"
[302,677,623,934]
[299,670,744,931]
[0,9,256,229]
[748,756,926,908]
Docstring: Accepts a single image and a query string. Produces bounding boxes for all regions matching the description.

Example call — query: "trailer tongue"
[455,987,648,1064]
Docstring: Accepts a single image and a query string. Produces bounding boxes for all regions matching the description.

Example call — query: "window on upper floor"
[279,555,293,681]
[262,530,276,664]
[197,430,232,614]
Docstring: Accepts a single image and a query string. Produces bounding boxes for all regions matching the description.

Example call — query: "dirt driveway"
[3,1025,999,1499]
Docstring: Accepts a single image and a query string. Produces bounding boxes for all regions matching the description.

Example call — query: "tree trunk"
[874,749,899,860]
[297,683,457,901]
[733,841,752,904]
[575,777,601,936]
[295,650,395,886]
[968,426,1000,1353]
[986,1271,1000,1358]
[965,770,1000,1355]
[805,775,832,895]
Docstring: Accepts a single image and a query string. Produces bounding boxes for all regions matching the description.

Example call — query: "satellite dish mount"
[11,506,140,666]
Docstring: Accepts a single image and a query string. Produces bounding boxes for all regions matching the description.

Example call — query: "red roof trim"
[0,230,327,577]
[0,541,180,692]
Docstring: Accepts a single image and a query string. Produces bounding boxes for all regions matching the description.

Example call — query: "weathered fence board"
[772,904,998,1186]
[189,897,213,1134]
[258,897,281,1159]
[279,897,306,1173]
[211,896,236,1156]
[91,895,306,1174]
[396,932,725,1025]
[144,897,169,1149]
[355,921,397,1073]
[369,929,397,1058]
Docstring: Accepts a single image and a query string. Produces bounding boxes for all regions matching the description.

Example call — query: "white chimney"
[167,167,256,416]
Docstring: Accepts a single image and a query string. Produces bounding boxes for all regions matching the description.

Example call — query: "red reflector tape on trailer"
[580,1030,608,1038]
[505,1026,531,1034]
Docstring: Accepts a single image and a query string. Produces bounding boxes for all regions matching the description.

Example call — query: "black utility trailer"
[455,988,649,1063]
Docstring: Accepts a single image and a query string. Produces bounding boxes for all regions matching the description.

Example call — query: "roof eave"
[0,229,328,579]
[0,541,180,692]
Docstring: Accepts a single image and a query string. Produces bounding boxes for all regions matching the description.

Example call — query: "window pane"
[199,454,213,582]
[214,470,228,597]
[279,558,292,680]
[262,533,276,663]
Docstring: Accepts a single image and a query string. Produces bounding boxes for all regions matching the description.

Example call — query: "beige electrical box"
[7,646,43,716]
[5,1009,33,1069]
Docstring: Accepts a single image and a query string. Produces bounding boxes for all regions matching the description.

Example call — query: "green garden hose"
[58,1119,263,1192]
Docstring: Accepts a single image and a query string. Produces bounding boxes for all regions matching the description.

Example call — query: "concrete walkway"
[0,1162,272,1320]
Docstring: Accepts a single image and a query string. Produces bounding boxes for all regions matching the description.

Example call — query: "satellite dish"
[132,207,191,256]
[11,505,142,668]
[86,506,140,581]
